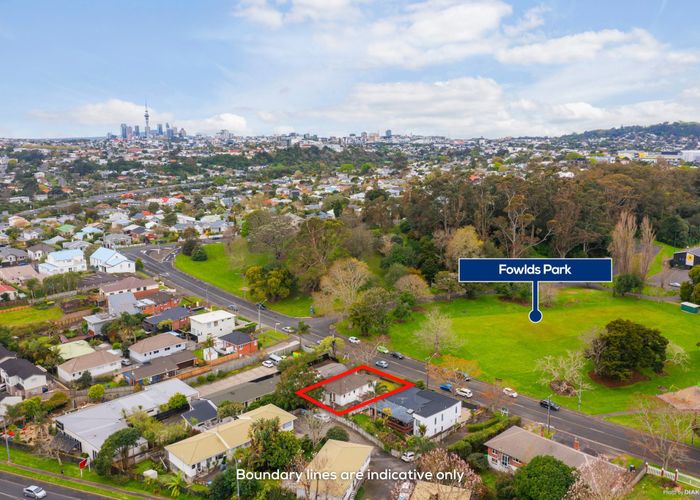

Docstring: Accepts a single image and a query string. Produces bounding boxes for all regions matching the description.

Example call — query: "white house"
[295,440,373,500]
[322,372,375,408]
[0,358,48,397]
[38,249,87,276]
[129,333,187,363]
[165,404,295,480]
[56,350,122,383]
[189,310,236,343]
[89,247,136,274]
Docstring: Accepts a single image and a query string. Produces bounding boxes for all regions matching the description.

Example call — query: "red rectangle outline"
[295,364,415,416]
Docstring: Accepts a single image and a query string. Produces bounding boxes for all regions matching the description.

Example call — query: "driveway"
[196,365,277,397]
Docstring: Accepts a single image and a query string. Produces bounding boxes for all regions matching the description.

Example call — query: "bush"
[448,439,472,459]
[467,452,489,472]
[325,426,350,442]
[448,416,520,457]
[42,392,69,413]
[191,245,208,261]
[466,416,502,432]
[613,273,644,296]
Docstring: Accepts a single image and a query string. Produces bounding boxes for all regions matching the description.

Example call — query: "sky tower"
[144,101,150,138]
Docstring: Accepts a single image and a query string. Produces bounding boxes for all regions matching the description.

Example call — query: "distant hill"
[561,121,700,140]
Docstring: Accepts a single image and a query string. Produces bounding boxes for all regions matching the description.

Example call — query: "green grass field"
[174,240,313,317]
[0,305,63,327]
[340,287,700,415]
[649,241,682,276]
[257,330,290,348]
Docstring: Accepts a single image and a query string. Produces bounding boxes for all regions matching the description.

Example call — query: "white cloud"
[234,0,284,29]
[233,0,359,28]
[173,113,249,135]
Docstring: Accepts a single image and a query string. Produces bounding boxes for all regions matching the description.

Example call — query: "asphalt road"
[0,472,105,499]
[128,244,700,476]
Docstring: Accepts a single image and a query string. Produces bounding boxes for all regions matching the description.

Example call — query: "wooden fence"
[0,304,30,314]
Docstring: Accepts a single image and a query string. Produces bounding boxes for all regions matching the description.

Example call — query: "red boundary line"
[295,364,415,416]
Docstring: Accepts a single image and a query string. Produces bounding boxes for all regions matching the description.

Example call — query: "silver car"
[23,486,47,499]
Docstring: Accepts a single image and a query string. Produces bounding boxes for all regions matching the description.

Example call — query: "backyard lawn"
[257,330,290,348]
[175,240,313,317]
[1,305,63,327]
[341,287,700,415]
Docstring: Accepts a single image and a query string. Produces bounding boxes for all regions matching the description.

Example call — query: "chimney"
[573,437,580,450]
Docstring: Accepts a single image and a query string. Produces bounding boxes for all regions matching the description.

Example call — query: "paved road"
[128,244,700,476]
[0,471,105,499]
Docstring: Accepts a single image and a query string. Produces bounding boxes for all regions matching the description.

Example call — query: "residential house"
[74,226,103,241]
[62,240,91,252]
[483,426,601,473]
[107,292,139,315]
[43,235,66,247]
[129,333,187,363]
[56,224,76,237]
[136,291,180,315]
[83,312,116,336]
[165,404,295,480]
[100,276,159,298]
[142,307,191,333]
[189,310,236,343]
[295,440,373,500]
[103,233,132,249]
[0,358,48,397]
[53,340,95,361]
[56,350,122,383]
[181,399,218,430]
[55,379,198,459]
[38,249,87,276]
[123,350,196,386]
[208,377,278,409]
[89,247,135,274]
[323,372,376,409]
[0,247,29,267]
[0,284,18,301]
[370,387,462,437]
[214,331,257,357]
[26,243,53,261]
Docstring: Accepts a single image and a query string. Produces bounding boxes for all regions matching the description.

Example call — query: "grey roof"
[127,351,195,380]
[324,372,375,395]
[208,376,278,405]
[182,399,218,425]
[219,331,254,346]
[0,358,44,379]
[143,306,190,325]
[378,387,460,419]
[107,292,139,315]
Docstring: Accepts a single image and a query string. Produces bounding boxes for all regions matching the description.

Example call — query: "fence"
[50,309,93,328]
[0,304,30,314]
[329,413,402,458]
[646,463,700,488]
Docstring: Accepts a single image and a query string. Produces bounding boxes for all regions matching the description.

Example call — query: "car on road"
[439,383,453,392]
[456,387,473,398]
[257,302,267,310]
[313,412,331,423]
[375,360,389,368]
[669,282,681,288]
[390,352,404,359]
[503,387,518,398]
[348,336,360,344]
[400,451,416,462]
[262,360,275,368]
[281,326,295,333]
[23,486,47,499]
[460,372,471,381]
[376,345,389,354]
[539,399,561,411]
[228,304,239,312]
[121,359,132,366]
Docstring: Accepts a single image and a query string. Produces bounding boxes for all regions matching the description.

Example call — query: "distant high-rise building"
[134,125,140,137]
[144,102,150,138]
[178,128,186,138]
[157,123,163,136]
[127,125,133,139]
[120,123,128,139]
[385,129,392,138]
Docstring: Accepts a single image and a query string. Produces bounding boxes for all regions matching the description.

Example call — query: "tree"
[567,458,635,500]
[166,471,186,498]
[245,264,295,302]
[550,181,585,257]
[217,400,245,419]
[77,370,93,390]
[666,342,690,371]
[272,356,319,410]
[587,319,668,380]
[287,218,346,291]
[162,211,178,227]
[638,216,656,279]
[444,226,483,270]
[181,239,198,256]
[608,210,637,276]
[433,271,463,300]
[95,427,141,476]
[190,245,208,261]
[680,280,694,301]
[536,351,590,399]
[348,287,393,336]
[315,336,346,359]
[167,392,188,411]
[134,258,144,272]
[656,214,689,247]
[247,417,301,471]
[315,258,371,315]
[394,274,431,302]
[417,448,482,495]
[209,467,261,500]
[417,309,459,356]
[613,273,644,296]
[249,214,297,260]
[325,426,349,442]
[513,455,575,500]
[88,384,105,401]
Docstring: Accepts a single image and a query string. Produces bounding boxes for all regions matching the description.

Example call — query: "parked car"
[121,359,132,366]
[400,451,416,462]
[669,282,681,288]
[456,387,473,398]
[313,412,331,423]
[348,336,360,344]
[281,326,295,333]
[23,486,47,499]
[375,360,389,368]
[376,345,389,354]
[539,399,561,411]
[262,360,275,368]
[439,383,453,392]
[228,304,239,312]
[503,387,518,398]
[390,351,404,359]
[460,372,471,381]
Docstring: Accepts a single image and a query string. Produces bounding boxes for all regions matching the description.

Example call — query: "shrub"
[42,392,69,413]
[467,452,489,472]
[466,416,502,432]
[325,426,350,442]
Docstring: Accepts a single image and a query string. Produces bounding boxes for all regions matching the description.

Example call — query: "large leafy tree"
[95,427,141,476]
[287,218,346,291]
[272,356,320,410]
[513,455,576,500]
[247,417,301,471]
[348,287,393,336]
[245,264,295,302]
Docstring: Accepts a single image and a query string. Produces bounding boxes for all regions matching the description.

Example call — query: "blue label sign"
[458,258,612,323]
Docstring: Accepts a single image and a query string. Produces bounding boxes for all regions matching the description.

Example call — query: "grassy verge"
[626,475,695,499]
[605,414,699,446]
[257,330,289,349]
[649,241,682,277]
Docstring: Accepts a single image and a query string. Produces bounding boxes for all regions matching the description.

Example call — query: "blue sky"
[1,0,699,138]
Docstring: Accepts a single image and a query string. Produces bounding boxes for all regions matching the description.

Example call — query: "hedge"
[448,415,521,459]
[466,415,502,432]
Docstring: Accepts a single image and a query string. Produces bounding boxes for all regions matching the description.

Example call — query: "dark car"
[390,352,404,359]
[257,302,267,310]
[460,371,471,381]
[539,399,561,411]
[439,383,453,392]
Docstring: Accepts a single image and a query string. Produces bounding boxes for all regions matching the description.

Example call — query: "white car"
[262,360,275,368]
[313,412,331,423]
[456,388,473,398]
[400,451,415,462]
[23,486,47,499]
[282,326,295,333]
[503,387,518,398]
[348,336,360,344]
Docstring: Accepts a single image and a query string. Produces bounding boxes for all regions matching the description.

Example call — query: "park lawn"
[605,414,699,446]
[175,241,314,317]
[257,330,290,348]
[0,305,63,327]
[344,287,700,416]
[649,241,682,277]
[626,475,695,499]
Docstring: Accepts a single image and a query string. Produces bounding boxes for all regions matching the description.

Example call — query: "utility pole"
[425,352,438,388]
[2,418,10,462]
[546,394,553,435]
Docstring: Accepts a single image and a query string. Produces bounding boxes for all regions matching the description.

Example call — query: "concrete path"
[196,365,277,397]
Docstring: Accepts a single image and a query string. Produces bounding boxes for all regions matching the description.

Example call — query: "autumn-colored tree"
[417,448,482,496]
[394,274,431,302]
[315,258,371,315]
[567,459,635,500]
[637,215,656,280]
[417,309,459,356]
[608,210,637,276]
[444,225,483,270]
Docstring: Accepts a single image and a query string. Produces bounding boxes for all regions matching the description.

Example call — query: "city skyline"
[2,0,700,139]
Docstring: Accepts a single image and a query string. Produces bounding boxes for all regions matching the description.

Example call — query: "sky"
[1,0,700,139]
